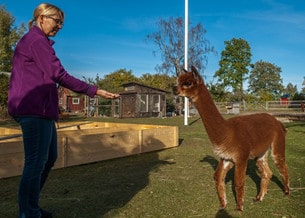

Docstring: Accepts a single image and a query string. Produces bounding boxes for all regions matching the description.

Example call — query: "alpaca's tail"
[271,120,287,157]
[279,121,287,135]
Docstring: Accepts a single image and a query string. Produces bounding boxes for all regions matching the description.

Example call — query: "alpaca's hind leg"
[271,136,290,195]
[214,159,234,209]
[272,153,290,195]
[256,152,273,201]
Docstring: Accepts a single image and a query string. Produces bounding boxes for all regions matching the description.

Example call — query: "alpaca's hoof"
[284,188,290,196]
[236,205,243,211]
[253,197,262,203]
[219,205,227,210]
[255,195,264,202]
[219,202,227,210]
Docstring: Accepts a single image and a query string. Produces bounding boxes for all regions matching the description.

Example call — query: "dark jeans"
[15,117,57,218]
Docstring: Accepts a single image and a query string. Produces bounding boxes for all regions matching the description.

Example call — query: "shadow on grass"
[178,138,184,145]
[42,152,175,217]
[188,117,201,125]
[215,209,234,218]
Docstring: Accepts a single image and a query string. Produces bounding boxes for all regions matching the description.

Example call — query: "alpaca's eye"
[183,81,192,87]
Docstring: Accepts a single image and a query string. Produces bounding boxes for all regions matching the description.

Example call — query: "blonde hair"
[28,3,64,29]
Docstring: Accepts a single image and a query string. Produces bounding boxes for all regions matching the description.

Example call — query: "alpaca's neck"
[192,84,227,145]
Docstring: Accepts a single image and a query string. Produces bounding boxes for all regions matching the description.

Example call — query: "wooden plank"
[141,126,179,153]
[56,122,162,131]
[0,151,24,178]
[0,139,64,178]
[0,140,23,155]
[60,130,141,167]
[54,136,66,169]
[0,127,21,135]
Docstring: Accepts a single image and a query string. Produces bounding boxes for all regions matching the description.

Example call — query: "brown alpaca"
[176,66,290,211]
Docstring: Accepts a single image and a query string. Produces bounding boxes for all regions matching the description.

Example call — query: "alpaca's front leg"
[234,162,247,211]
[214,159,234,209]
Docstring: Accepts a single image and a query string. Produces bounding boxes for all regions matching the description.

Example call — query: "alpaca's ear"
[177,66,187,76]
[191,66,201,82]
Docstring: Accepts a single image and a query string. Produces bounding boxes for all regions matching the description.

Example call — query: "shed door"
[121,95,136,118]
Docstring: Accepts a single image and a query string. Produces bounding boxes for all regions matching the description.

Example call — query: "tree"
[292,92,305,100]
[302,77,305,94]
[146,17,215,76]
[82,73,100,85]
[138,73,176,92]
[214,38,251,101]
[283,83,297,98]
[207,82,228,102]
[96,68,138,94]
[0,73,9,118]
[0,6,26,72]
[248,60,284,100]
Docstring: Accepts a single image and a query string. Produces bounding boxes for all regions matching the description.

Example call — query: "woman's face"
[37,14,63,37]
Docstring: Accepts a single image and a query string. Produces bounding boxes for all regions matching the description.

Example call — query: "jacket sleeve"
[31,37,98,97]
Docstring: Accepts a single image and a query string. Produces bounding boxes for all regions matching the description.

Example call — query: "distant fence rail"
[266,100,305,112]
[212,100,305,114]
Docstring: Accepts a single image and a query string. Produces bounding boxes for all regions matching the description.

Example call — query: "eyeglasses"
[45,16,64,26]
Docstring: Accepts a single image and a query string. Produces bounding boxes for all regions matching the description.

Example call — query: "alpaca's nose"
[172,86,179,95]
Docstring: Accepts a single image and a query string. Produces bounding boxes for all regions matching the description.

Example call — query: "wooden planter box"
[0,122,178,178]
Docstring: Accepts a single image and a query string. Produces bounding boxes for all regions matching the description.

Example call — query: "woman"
[8,3,119,218]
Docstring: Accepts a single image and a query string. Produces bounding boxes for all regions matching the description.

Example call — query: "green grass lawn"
[1,116,305,217]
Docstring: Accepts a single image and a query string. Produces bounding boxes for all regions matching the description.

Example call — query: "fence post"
[266,101,268,111]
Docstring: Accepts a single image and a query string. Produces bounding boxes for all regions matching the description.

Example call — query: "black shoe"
[40,209,53,218]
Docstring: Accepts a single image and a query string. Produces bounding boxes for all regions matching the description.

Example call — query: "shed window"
[152,95,160,112]
[72,98,80,104]
[140,94,148,112]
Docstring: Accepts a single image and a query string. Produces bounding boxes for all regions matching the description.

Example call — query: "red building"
[58,87,85,113]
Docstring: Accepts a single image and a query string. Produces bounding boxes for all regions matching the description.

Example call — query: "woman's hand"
[96,89,120,99]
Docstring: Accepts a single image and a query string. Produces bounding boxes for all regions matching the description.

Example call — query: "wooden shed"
[58,87,85,113]
[58,86,98,115]
[119,82,169,118]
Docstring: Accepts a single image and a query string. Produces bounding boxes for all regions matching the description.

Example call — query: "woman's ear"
[36,15,44,25]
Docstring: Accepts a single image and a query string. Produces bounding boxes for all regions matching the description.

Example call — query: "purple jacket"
[8,26,98,121]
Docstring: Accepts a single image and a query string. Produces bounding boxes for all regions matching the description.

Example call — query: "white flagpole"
[184,0,189,125]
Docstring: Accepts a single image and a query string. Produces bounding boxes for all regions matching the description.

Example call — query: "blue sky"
[2,0,305,90]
